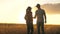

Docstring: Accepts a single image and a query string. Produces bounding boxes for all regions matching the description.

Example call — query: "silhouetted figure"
[24,7,33,34]
[34,4,47,34]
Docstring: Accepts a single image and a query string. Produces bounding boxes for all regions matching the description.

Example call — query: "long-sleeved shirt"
[25,12,33,21]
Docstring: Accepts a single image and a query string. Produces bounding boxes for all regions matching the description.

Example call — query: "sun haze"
[0,0,60,25]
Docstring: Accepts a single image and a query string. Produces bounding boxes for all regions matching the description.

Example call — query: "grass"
[0,24,60,34]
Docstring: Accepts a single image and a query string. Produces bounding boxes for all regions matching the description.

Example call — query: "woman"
[24,7,33,34]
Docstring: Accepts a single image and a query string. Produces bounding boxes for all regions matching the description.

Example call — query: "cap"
[36,4,40,7]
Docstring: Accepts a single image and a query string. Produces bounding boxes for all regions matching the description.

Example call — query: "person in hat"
[24,6,33,34]
[34,4,47,34]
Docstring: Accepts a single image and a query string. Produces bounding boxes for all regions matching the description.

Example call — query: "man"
[25,7,33,34]
[34,4,47,34]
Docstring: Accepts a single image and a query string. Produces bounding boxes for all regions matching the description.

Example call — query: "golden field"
[0,24,60,34]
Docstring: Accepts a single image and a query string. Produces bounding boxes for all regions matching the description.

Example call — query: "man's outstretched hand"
[33,17,36,19]
[45,20,47,23]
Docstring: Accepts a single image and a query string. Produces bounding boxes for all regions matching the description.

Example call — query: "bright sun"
[0,0,60,25]
[18,7,60,25]
[18,9,60,25]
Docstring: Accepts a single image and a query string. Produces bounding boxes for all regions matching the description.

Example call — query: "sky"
[0,0,60,25]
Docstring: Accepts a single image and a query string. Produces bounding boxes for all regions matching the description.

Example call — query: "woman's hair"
[26,6,32,14]
[25,6,32,21]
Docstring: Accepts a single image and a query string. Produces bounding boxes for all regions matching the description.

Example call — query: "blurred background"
[0,0,60,25]
[0,0,60,34]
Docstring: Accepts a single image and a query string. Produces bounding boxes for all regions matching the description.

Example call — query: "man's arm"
[34,14,36,18]
[43,10,46,23]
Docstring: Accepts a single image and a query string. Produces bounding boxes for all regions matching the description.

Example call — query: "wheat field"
[0,24,60,34]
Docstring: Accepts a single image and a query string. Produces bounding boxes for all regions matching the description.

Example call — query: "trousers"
[26,21,33,34]
[37,22,45,34]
